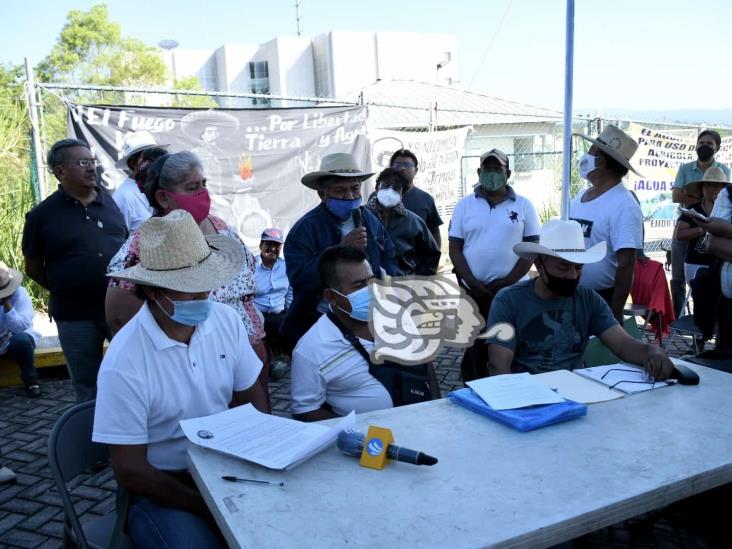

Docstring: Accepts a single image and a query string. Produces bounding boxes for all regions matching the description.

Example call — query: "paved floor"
[0,337,726,548]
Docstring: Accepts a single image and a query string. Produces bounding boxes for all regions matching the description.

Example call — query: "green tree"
[172,76,219,108]
[37,3,166,87]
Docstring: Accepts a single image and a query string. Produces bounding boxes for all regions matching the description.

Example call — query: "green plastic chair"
[583,317,642,367]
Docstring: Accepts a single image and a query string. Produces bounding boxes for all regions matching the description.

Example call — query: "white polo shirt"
[448,186,540,283]
[290,314,393,416]
[570,183,643,290]
[112,177,153,232]
[92,301,262,471]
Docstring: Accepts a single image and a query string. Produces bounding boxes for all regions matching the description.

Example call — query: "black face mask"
[541,268,580,297]
[697,145,715,162]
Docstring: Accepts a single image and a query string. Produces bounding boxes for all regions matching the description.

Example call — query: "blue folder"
[448,387,587,432]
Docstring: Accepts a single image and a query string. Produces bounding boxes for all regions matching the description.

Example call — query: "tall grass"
[0,101,49,312]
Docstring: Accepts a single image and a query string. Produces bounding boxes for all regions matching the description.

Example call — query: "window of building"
[513,137,536,172]
[249,61,270,106]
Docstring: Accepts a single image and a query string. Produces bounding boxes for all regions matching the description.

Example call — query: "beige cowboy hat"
[514,219,607,264]
[180,110,240,139]
[574,124,643,177]
[115,130,168,169]
[301,153,375,190]
[0,262,23,299]
[683,166,730,199]
[107,210,244,292]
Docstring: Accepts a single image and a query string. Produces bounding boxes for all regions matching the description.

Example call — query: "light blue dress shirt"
[254,256,293,314]
[0,287,39,353]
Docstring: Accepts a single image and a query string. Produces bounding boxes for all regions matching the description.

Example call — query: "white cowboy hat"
[683,166,730,199]
[107,210,244,292]
[301,153,375,190]
[115,130,168,169]
[514,219,607,264]
[574,124,643,177]
[0,262,23,299]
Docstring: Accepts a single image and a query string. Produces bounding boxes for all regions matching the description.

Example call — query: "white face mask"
[578,153,598,180]
[376,188,401,208]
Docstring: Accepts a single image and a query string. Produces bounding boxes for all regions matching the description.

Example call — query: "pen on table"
[221,475,285,486]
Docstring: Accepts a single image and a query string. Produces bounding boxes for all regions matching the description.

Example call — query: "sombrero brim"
[301,171,375,190]
[0,268,23,299]
[115,143,170,169]
[513,240,607,264]
[684,179,727,199]
[575,133,643,177]
[107,234,244,292]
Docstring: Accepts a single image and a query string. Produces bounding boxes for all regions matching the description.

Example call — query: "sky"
[2,0,730,113]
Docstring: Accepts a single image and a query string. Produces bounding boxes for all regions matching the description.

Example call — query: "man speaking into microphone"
[282,153,397,345]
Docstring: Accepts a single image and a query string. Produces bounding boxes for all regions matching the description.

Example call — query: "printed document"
[180,404,355,470]
[467,373,565,410]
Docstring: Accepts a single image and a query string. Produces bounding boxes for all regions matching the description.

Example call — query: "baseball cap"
[480,149,509,168]
[260,228,284,244]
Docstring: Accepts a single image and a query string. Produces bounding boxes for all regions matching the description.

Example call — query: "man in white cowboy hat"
[0,262,41,397]
[670,130,731,318]
[570,124,644,323]
[282,152,397,344]
[486,220,674,378]
[113,130,167,232]
[93,210,266,547]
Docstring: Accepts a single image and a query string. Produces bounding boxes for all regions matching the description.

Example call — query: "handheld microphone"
[352,207,363,228]
[337,430,438,466]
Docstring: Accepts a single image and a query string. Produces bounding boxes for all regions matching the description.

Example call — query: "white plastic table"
[188,362,732,548]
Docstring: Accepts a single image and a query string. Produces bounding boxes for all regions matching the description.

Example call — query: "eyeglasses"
[392,162,416,169]
[600,368,655,391]
[72,159,100,168]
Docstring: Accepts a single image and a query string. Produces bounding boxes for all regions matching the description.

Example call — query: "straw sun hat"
[574,124,643,176]
[107,210,244,292]
[0,262,22,299]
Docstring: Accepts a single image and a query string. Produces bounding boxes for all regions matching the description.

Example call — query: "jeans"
[671,238,689,318]
[263,309,293,355]
[127,495,224,549]
[56,316,110,403]
[5,333,37,386]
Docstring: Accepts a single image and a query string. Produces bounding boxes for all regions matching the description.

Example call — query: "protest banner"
[68,104,369,247]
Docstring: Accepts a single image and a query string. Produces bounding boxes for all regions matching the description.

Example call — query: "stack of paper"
[466,373,565,410]
[180,404,355,470]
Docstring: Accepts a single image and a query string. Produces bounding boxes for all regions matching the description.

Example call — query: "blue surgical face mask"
[156,292,213,326]
[333,286,371,322]
[326,196,361,220]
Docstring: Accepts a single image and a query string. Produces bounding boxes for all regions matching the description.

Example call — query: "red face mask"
[161,188,211,223]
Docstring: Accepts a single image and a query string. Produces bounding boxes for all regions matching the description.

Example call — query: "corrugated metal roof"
[337,80,564,128]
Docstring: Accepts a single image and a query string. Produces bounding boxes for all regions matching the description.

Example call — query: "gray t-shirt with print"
[486,279,617,374]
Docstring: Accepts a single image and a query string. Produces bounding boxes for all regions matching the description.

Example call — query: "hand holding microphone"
[337,430,438,466]
[342,210,368,249]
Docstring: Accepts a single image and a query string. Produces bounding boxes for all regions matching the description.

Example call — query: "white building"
[162,31,458,106]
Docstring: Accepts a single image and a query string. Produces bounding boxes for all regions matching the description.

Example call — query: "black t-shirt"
[401,186,443,232]
[22,186,127,321]
[679,202,713,266]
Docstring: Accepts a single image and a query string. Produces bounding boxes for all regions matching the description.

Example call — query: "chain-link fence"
[27,81,732,257]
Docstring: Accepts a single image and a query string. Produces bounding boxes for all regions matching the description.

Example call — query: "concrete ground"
[0,337,726,548]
